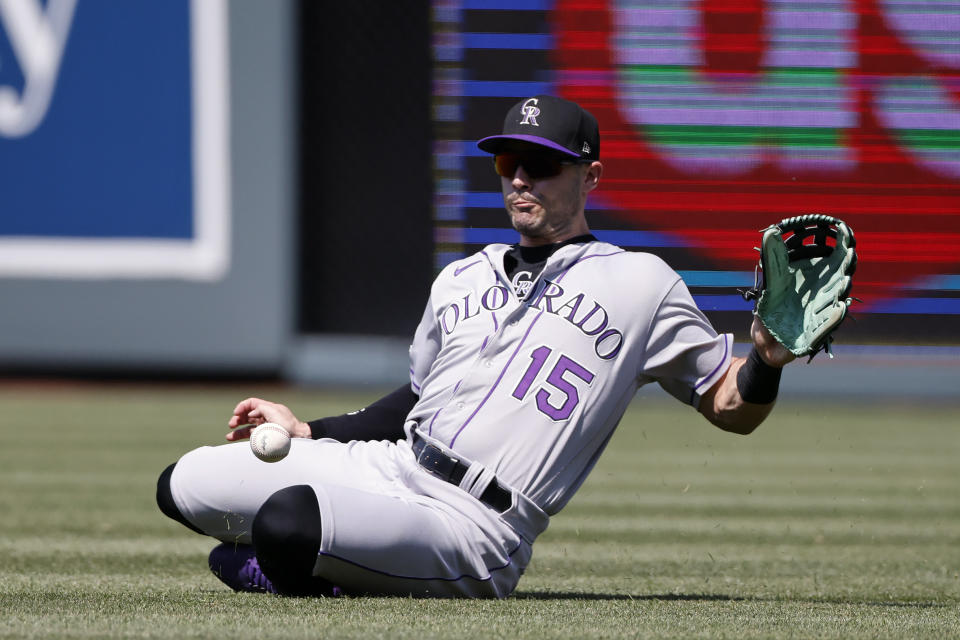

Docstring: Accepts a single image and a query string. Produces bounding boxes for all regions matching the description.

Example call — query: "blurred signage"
[0,0,230,280]
[433,0,960,326]
[554,0,960,311]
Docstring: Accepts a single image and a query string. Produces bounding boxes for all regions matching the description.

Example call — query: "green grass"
[1,382,958,638]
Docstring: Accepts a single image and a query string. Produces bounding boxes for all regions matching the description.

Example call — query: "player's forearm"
[700,354,778,434]
[307,385,418,442]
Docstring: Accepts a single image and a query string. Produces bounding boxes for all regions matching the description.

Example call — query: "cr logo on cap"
[519,98,540,126]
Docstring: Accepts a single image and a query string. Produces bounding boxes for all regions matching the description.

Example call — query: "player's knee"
[156,462,205,535]
[252,485,323,593]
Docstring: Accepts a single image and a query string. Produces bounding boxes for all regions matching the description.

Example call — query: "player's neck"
[513,233,597,261]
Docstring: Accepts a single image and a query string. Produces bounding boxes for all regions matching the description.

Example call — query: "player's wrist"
[736,347,783,404]
[754,345,786,368]
[290,421,312,439]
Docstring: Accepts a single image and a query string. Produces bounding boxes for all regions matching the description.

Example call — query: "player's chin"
[509,211,544,236]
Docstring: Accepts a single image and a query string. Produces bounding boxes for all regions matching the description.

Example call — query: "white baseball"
[250,423,291,463]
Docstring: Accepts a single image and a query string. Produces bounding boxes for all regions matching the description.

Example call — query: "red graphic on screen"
[553,0,960,307]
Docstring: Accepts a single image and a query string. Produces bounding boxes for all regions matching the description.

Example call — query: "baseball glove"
[742,215,858,359]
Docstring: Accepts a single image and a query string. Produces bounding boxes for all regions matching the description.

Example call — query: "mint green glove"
[748,215,858,359]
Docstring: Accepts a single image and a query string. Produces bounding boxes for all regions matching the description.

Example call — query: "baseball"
[250,423,291,463]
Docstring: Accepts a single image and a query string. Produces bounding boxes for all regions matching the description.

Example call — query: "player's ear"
[582,161,602,194]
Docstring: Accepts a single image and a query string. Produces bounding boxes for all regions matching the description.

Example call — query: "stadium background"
[0,0,957,396]
[1,5,957,636]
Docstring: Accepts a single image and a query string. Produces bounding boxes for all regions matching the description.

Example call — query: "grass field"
[1,382,957,639]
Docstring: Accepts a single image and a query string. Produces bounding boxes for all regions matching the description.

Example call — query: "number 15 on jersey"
[512,346,596,421]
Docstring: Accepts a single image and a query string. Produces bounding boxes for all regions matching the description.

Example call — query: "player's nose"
[511,164,533,189]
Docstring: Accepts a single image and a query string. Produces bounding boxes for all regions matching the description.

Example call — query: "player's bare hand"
[226,397,312,441]
[750,315,796,368]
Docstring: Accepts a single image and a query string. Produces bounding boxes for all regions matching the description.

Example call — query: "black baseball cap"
[477,95,600,161]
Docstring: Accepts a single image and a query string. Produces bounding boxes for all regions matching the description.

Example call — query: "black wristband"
[736,347,783,404]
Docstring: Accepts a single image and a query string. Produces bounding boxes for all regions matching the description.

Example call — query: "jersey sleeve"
[640,277,733,409]
[408,291,441,395]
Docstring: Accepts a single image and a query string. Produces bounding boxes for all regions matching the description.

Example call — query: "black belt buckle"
[417,443,460,483]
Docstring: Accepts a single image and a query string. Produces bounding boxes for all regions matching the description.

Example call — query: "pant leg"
[168,438,396,543]
[309,478,529,598]
[168,437,530,597]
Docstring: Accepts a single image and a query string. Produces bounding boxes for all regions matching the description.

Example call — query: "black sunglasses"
[494,153,588,180]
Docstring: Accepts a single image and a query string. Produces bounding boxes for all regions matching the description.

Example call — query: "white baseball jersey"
[169,238,732,597]
[407,240,732,516]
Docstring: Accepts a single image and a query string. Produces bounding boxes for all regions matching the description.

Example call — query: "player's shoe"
[208,543,277,594]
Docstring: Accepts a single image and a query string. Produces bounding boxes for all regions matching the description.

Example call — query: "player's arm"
[698,316,795,435]
[307,385,417,441]
[225,385,417,442]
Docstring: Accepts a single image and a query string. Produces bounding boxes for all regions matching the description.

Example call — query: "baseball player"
[156,95,795,598]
